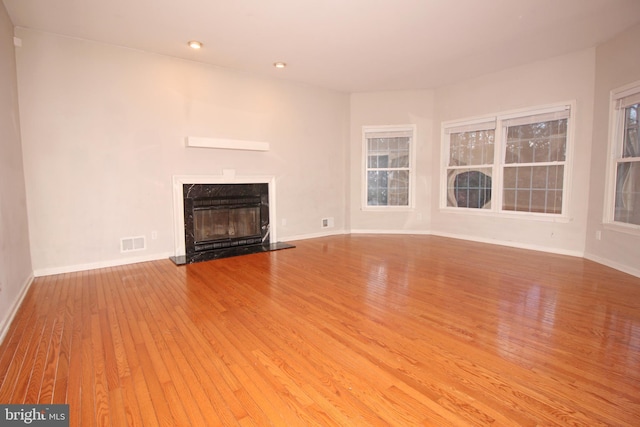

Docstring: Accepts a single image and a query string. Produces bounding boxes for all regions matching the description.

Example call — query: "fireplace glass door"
[194,206,261,243]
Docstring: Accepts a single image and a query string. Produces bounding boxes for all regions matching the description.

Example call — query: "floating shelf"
[186,137,269,151]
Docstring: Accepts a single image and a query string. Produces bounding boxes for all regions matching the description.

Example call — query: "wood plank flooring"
[1,235,639,426]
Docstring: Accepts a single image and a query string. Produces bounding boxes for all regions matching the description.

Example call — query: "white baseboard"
[33,251,175,277]
[0,274,34,345]
[280,229,348,243]
[429,230,585,258]
[280,227,588,260]
[29,232,638,282]
[584,253,640,279]
[350,229,430,235]
[350,229,584,257]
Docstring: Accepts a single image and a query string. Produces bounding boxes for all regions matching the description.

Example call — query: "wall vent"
[121,236,146,253]
[321,217,335,228]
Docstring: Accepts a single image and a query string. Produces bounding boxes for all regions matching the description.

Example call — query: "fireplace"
[185,183,268,258]
[171,177,294,264]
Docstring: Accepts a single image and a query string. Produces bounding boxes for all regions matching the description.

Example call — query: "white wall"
[0,4,32,340]
[585,23,640,277]
[15,29,350,275]
[430,49,596,255]
[349,90,434,232]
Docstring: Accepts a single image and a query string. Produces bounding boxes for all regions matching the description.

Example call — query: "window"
[502,112,568,214]
[606,83,640,228]
[442,104,571,217]
[363,125,415,208]
[446,120,495,209]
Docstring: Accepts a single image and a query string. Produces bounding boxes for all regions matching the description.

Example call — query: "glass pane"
[623,104,639,158]
[396,155,409,168]
[614,161,640,225]
[550,138,567,162]
[367,170,409,206]
[367,171,388,206]
[387,170,409,206]
[194,209,229,242]
[377,139,389,152]
[446,168,492,209]
[194,207,261,242]
[229,207,260,238]
[389,149,409,168]
[449,138,460,165]
[505,119,567,164]
[368,137,409,168]
[368,155,377,168]
[449,130,494,167]
[502,165,564,213]
[503,190,515,211]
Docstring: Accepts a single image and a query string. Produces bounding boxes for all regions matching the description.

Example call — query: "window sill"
[439,207,571,223]
[362,206,414,212]
[603,222,640,237]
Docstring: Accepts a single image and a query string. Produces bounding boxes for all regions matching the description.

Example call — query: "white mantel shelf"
[186,136,269,151]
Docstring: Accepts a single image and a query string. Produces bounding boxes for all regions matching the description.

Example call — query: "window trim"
[442,116,497,211]
[603,80,640,233]
[362,124,417,211]
[440,102,575,221]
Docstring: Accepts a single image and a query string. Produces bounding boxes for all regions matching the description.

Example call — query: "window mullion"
[616,157,640,163]
[494,122,504,213]
[446,164,491,170]
[369,167,410,171]
[503,161,566,168]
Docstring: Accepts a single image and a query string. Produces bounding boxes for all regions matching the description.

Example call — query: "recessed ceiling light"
[273,62,287,69]
[188,41,203,49]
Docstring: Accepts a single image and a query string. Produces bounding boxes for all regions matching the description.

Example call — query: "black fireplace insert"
[172,182,293,264]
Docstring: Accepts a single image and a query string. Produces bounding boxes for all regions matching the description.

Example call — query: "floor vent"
[121,236,146,253]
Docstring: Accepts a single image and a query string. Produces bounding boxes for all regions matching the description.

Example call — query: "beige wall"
[349,50,598,256]
[0,4,32,338]
[585,23,640,276]
[11,24,640,278]
[16,29,349,275]
[430,49,596,255]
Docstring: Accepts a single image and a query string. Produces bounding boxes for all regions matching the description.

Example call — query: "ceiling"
[4,0,640,93]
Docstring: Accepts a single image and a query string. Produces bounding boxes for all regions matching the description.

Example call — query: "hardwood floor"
[1,235,639,426]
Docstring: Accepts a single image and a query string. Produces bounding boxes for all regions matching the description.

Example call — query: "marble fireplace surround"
[171,171,293,265]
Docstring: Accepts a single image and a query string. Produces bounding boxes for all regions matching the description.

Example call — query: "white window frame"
[362,124,416,211]
[603,80,640,234]
[440,102,574,221]
[442,117,496,211]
